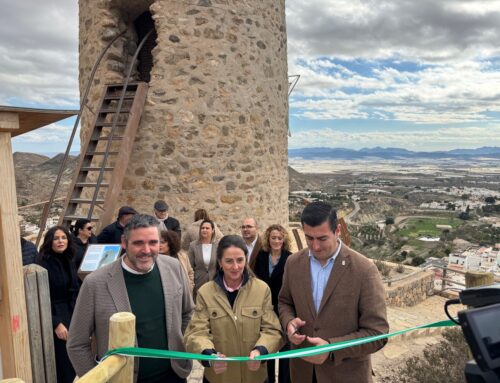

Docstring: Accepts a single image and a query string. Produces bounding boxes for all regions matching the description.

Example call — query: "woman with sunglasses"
[71,218,97,270]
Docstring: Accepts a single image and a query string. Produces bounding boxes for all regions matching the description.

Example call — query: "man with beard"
[67,214,193,382]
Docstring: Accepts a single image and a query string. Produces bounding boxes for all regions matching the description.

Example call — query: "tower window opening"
[133,11,157,83]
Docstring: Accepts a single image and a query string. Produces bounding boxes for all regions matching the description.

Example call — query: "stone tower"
[78,0,288,233]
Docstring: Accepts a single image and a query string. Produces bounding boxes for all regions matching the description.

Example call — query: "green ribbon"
[102,319,456,362]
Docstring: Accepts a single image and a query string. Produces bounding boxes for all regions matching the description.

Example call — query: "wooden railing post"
[23,264,56,383]
[108,312,135,383]
[465,271,494,288]
[76,312,135,383]
[441,268,447,292]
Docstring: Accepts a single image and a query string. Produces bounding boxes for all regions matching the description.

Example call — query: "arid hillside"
[14,152,78,206]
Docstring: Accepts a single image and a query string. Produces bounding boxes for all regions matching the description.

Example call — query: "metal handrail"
[35,30,127,247]
[87,29,153,220]
[287,74,300,137]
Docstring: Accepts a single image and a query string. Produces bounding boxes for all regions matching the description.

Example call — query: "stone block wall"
[385,271,435,307]
[79,0,288,233]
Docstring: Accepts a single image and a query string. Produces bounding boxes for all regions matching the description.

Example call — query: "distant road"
[346,199,360,223]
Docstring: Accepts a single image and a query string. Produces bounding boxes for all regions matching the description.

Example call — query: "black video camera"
[445,284,500,382]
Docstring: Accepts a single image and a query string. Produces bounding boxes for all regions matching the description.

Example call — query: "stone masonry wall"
[385,271,435,307]
[79,0,289,233]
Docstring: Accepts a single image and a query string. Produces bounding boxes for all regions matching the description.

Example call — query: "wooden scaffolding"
[0,106,77,381]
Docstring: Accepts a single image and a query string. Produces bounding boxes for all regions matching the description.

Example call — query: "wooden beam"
[108,312,135,383]
[0,113,19,133]
[0,132,32,381]
[23,264,56,383]
[0,106,77,137]
[75,355,126,383]
[36,267,56,382]
[23,267,44,383]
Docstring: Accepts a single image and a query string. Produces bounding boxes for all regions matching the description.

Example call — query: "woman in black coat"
[37,225,80,383]
[70,218,97,270]
[253,224,292,383]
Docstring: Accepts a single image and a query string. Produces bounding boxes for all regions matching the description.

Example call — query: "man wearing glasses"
[240,217,262,270]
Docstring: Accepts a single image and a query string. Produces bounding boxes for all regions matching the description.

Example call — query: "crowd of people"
[24,200,388,383]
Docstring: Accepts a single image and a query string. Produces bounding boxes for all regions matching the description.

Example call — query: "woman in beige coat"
[188,219,219,297]
[159,230,195,293]
[184,235,284,383]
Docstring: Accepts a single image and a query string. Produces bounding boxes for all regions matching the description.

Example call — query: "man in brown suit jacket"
[67,214,194,382]
[241,217,262,270]
[279,202,388,383]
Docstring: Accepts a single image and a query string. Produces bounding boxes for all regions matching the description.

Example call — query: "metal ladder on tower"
[58,81,148,229]
[35,28,154,246]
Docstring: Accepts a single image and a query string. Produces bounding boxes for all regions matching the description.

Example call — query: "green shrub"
[395,329,470,383]
[411,256,425,267]
[375,259,392,277]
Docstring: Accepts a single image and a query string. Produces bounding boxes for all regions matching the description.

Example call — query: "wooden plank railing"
[23,264,56,383]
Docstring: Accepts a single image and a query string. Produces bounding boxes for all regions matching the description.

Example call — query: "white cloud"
[0,0,78,106]
[286,0,500,132]
[13,123,78,144]
[290,59,500,124]
[286,0,500,62]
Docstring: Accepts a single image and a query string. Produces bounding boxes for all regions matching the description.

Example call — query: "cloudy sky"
[2,0,500,153]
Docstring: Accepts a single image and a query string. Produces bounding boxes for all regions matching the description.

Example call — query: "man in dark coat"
[240,217,262,270]
[153,200,182,240]
[20,236,38,265]
[97,206,137,244]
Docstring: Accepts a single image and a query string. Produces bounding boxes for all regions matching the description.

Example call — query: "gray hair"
[243,217,258,228]
[123,214,159,240]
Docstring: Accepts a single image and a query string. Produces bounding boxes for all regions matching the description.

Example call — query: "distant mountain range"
[289,146,500,160]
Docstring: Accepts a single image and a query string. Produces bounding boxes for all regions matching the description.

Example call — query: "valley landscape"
[288,147,500,267]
